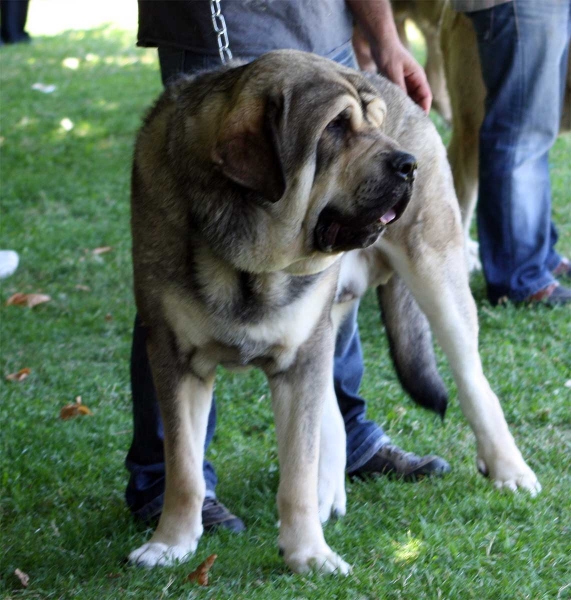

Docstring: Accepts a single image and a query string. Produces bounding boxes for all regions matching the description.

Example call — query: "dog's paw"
[128,541,195,567]
[285,546,351,575]
[466,238,481,272]
[477,456,541,497]
[318,498,347,524]
[318,483,346,524]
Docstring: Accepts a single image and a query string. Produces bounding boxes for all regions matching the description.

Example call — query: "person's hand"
[347,1,432,114]
[369,37,432,114]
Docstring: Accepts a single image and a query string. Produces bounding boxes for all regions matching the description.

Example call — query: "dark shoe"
[524,282,571,306]
[202,498,246,533]
[349,443,451,481]
[1,32,31,45]
[552,257,571,280]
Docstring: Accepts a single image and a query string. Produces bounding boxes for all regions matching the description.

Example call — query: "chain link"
[210,0,233,64]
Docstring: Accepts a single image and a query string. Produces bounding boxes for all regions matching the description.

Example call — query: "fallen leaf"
[14,568,29,587]
[60,396,93,420]
[186,554,217,586]
[92,246,112,255]
[6,293,51,308]
[75,285,91,292]
[104,313,113,321]
[6,367,31,382]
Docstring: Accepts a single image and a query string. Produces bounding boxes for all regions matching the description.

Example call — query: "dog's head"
[192,50,415,273]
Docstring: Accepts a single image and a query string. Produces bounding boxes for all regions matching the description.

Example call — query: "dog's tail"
[376,275,448,418]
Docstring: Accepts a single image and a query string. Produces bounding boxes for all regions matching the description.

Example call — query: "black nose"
[389,151,417,180]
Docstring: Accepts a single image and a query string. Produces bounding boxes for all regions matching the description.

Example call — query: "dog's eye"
[326,114,350,135]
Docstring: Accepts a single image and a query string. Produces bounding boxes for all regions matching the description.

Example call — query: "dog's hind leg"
[268,330,351,575]
[441,7,485,272]
[318,378,347,523]
[129,331,214,567]
[377,275,448,418]
[386,241,541,495]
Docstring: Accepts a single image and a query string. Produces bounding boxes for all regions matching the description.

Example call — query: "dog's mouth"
[314,190,411,253]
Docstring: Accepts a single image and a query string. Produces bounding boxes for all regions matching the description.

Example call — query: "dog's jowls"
[128,50,540,575]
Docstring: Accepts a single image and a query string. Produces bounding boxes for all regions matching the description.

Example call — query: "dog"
[391,0,452,123]
[391,0,571,270]
[128,50,540,575]
[439,5,571,270]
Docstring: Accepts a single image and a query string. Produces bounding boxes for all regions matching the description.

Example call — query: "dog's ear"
[212,97,286,203]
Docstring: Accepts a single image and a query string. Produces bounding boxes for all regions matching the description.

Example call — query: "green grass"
[1,25,571,600]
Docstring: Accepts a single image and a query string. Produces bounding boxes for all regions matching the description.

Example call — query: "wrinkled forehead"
[250,49,355,76]
[248,49,348,75]
[241,49,381,123]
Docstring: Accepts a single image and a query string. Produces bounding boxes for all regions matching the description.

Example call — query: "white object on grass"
[0,250,19,279]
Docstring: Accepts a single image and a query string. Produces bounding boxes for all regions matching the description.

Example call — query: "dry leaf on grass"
[92,246,112,255]
[60,396,93,420]
[75,284,91,292]
[6,367,31,382]
[14,568,29,587]
[6,293,51,308]
[186,554,218,586]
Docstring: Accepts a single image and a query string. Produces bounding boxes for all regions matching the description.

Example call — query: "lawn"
[1,11,570,600]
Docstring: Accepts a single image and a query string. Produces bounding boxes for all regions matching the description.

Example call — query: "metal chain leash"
[210,0,233,64]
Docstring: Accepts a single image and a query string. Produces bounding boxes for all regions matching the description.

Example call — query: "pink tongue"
[379,208,396,225]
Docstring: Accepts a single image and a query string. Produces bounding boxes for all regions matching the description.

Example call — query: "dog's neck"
[188,242,333,325]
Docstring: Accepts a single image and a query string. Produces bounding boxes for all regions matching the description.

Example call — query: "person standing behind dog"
[0,0,31,45]
[126,0,451,531]
[452,0,571,305]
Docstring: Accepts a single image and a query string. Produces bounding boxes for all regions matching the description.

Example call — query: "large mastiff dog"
[128,50,540,574]
[391,0,571,269]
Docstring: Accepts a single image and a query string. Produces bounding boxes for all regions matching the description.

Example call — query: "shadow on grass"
[1,25,161,145]
[1,24,158,76]
[0,25,162,257]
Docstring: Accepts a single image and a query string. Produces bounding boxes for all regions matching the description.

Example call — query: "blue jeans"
[126,45,389,519]
[469,0,570,304]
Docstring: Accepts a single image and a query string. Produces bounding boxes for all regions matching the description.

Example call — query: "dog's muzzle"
[314,151,416,253]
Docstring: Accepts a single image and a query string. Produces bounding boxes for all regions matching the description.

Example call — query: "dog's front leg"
[129,334,214,567]
[391,245,540,495]
[268,333,351,575]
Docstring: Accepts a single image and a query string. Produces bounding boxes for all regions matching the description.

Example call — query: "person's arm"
[346,0,432,113]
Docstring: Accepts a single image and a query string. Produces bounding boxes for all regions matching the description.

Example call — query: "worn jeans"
[125,45,389,520]
[469,0,571,303]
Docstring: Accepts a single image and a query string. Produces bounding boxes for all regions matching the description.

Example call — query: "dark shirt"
[137,0,354,59]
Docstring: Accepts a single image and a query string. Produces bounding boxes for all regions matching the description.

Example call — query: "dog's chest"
[162,269,335,377]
